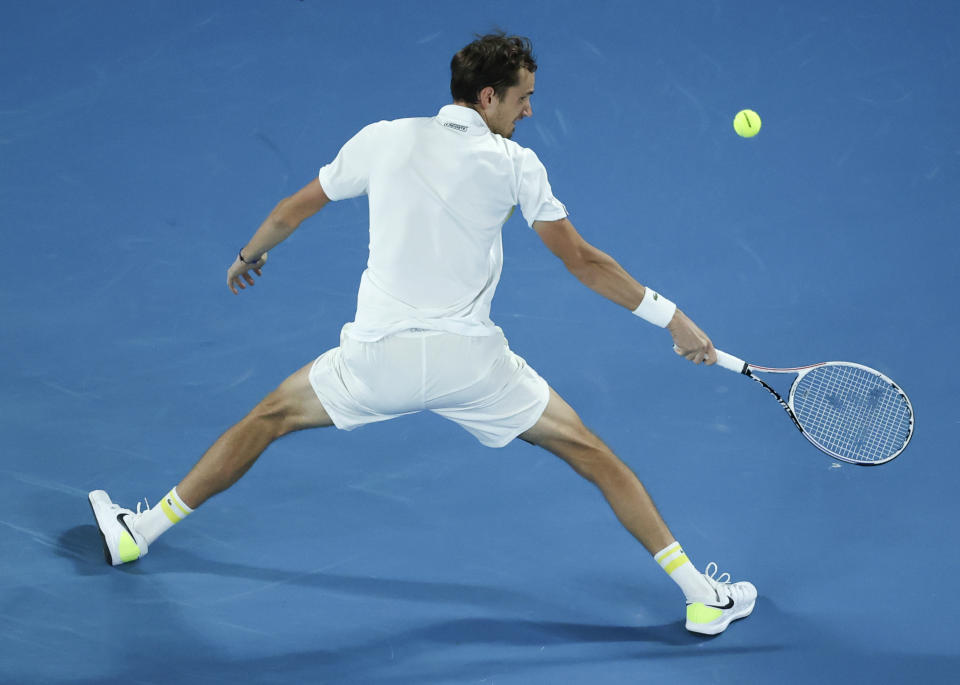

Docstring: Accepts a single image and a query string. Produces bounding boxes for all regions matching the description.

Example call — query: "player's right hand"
[227,252,268,295]
[668,309,717,365]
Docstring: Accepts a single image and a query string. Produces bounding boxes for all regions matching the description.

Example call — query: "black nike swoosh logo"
[117,513,134,537]
[706,596,735,610]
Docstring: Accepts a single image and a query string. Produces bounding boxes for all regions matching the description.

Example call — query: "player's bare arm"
[533,217,716,365]
[227,179,331,294]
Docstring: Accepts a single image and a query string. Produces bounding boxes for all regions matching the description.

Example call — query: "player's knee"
[579,444,622,483]
[559,427,617,481]
[570,423,607,455]
[248,390,297,438]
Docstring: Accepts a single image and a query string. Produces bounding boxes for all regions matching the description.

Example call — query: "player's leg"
[519,387,757,635]
[518,387,674,554]
[89,362,333,566]
[175,362,333,508]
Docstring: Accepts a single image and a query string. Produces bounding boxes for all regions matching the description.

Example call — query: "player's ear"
[477,86,497,109]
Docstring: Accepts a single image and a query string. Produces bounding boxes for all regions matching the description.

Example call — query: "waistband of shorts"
[392,328,447,339]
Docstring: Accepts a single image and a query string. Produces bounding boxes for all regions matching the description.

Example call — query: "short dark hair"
[450,33,537,104]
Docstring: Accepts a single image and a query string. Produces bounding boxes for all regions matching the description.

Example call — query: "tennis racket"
[712,349,914,465]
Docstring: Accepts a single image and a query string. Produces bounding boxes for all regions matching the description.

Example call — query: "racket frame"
[714,350,914,465]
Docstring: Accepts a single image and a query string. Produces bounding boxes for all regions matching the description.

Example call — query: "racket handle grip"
[715,349,748,374]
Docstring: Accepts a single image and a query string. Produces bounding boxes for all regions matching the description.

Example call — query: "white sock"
[134,487,194,546]
[654,541,715,603]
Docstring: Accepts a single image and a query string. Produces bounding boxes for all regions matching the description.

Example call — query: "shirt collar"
[436,104,490,136]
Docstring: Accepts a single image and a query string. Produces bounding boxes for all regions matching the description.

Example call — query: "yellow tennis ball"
[733,109,761,138]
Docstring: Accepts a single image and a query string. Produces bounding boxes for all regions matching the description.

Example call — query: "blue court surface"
[2,1,959,683]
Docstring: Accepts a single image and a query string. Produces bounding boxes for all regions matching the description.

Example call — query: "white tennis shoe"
[685,562,757,635]
[88,490,149,566]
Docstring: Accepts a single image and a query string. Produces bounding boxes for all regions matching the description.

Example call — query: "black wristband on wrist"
[238,249,260,264]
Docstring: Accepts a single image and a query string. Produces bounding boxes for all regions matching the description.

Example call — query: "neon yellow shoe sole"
[685,582,757,635]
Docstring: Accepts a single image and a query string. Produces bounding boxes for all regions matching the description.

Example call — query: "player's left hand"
[668,309,717,365]
[227,252,268,295]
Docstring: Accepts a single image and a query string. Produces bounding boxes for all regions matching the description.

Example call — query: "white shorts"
[308,326,550,447]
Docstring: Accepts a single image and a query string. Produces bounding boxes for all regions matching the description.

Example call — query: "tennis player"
[89,33,755,636]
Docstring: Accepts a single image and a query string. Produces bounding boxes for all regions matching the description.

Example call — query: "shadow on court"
[54,523,789,683]
[62,618,785,685]
[57,525,110,572]
[59,523,689,627]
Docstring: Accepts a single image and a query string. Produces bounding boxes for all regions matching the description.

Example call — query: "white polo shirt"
[318,104,568,341]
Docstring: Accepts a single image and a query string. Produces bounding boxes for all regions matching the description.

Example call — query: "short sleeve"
[516,148,568,227]
[317,122,384,201]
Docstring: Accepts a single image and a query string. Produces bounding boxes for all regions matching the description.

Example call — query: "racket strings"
[791,365,912,463]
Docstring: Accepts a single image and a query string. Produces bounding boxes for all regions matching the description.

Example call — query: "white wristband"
[632,288,677,327]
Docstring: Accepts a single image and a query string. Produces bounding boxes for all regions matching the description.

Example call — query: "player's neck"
[452,101,490,128]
